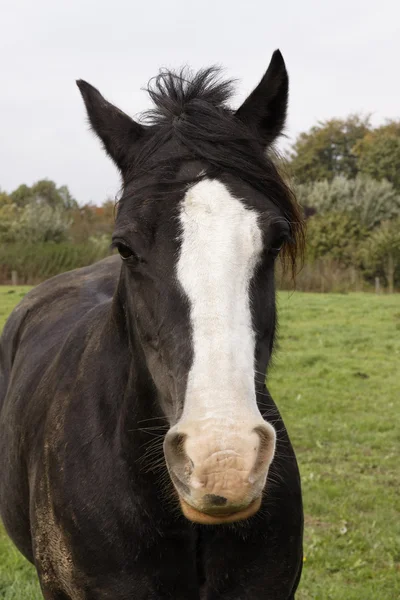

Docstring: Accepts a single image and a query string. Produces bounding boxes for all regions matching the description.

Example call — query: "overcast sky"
[1,0,399,204]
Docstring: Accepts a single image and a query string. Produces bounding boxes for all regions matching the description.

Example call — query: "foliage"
[0,202,19,243]
[18,203,72,243]
[289,116,400,193]
[2,138,400,290]
[278,258,365,294]
[354,121,400,192]
[0,181,116,246]
[0,243,111,284]
[357,220,400,292]
[305,212,367,267]
[68,200,115,244]
[0,190,10,207]
[1,291,399,599]
[8,184,32,208]
[289,116,370,184]
[9,179,78,210]
[0,180,78,244]
[0,202,72,244]
[88,233,113,254]
[296,174,400,229]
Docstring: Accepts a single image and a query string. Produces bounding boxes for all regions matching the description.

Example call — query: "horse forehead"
[179,178,263,249]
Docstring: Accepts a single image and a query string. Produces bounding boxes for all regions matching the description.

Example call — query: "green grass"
[1,286,399,599]
[0,287,32,331]
[270,292,400,599]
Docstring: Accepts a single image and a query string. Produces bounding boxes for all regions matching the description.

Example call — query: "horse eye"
[116,243,134,261]
[269,243,284,257]
[269,229,291,258]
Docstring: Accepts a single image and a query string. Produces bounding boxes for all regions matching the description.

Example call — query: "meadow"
[0,286,399,599]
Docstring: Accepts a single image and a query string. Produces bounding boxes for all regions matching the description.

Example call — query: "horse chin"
[178,496,262,525]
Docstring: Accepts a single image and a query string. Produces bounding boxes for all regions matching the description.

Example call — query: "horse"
[0,50,304,599]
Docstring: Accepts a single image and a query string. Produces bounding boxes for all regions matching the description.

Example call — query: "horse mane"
[125,67,304,271]
[144,67,235,122]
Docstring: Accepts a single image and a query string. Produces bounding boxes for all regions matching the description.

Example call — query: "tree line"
[287,116,400,292]
[0,180,115,284]
[1,115,399,290]
[0,179,114,246]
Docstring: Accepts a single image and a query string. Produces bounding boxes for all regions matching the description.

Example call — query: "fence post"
[350,267,356,291]
[11,270,18,286]
[387,254,394,294]
[375,277,380,294]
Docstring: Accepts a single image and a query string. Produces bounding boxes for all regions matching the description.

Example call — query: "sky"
[1,0,399,204]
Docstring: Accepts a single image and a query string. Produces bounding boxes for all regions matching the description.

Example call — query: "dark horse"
[0,50,304,599]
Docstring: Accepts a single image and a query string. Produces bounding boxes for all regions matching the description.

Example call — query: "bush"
[357,220,400,292]
[0,203,72,244]
[278,258,366,293]
[0,243,112,284]
[296,175,400,229]
[306,212,367,267]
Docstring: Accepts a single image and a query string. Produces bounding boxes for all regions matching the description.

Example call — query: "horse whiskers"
[131,426,168,435]
[143,424,168,429]
[137,448,164,465]
[136,444,164,465]
[141,460,167,475]
[259,409,279,418]
[254,369,267,378]
[137,437,164,452]
[136,416,169,424]
[142,434,164,444]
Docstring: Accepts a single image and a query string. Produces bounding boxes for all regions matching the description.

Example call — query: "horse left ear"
[235,50,288,146]
[76,80,144,173]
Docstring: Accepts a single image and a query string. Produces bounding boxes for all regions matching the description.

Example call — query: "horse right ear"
[76,80,144,173]
[235,50,288,147]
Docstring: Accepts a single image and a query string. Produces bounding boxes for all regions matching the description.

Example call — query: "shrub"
[0,243,112,284]
[296,175,400,229]
[357,220,400,292]
[305,212,368,267]
[278,258,366,293]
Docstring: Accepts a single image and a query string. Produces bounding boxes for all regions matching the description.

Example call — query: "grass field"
[0,286,399,599]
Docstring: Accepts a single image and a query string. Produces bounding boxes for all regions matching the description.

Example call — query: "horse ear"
[76,80,144,172]
[235,50,288,146]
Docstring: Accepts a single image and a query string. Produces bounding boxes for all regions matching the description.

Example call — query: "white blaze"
[177,179,263,424]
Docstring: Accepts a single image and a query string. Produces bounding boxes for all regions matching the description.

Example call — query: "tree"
[69,200,115,244]
[289,115,371,184]
[9,184,34,208]
[0,181,77,244]
[17,203,72,243]
[0,202,72,244]
[296,175,400,229]
[353,121,400,192]
[358,220,400,292]
[9,180,78,211]
[0,189,11,207]
[306,212,367,267]
[0,201,20,243]
[0,180,79,244]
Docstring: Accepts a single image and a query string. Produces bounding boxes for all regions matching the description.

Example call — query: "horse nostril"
[164,432,187,466]
[164,431,193,490]
[251,423,276,479]
[204,494,228,507]
[168,432,187,457]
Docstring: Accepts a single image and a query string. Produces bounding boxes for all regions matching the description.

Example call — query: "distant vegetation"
[1,116,400,290]
[0,180,113,284]
[284,116,400,292]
